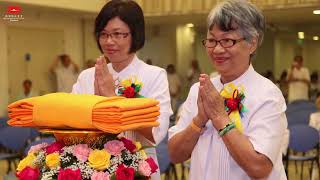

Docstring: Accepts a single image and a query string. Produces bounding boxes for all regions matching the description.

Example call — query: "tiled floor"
[1,160,319,180]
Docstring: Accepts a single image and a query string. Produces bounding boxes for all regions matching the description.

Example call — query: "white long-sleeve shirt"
[72,55,173,180]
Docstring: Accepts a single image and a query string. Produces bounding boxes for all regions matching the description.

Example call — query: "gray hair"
[207,0,265,56]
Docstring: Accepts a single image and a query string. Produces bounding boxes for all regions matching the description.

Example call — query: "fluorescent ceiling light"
[186,23,194,28]
[313,36,319,40]
[298,32,304,39]
[313,10,320,15]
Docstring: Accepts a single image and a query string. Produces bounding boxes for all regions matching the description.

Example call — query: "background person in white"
[50,54,79,92]
[287,55,310,103]
[168,1,287,180]
[72,1,172,179]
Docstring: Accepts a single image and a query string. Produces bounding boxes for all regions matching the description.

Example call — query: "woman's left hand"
[94,56,116,96]
[199,74,229,130]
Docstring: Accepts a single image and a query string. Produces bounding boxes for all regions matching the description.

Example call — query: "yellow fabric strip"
[93,106,160,118]
[93,111,160,122]
[94,98,159,111]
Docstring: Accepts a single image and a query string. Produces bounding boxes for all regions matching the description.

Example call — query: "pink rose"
[45,141,64,154]
[73,144,91,162]
[104,140,125,156]
[120,137,136,153]
[91,171,110,180]
[28,143,48,154]
[16,166,40,180]
[58,168,82,180]
[145,158,158,174]
[138,160,151,176]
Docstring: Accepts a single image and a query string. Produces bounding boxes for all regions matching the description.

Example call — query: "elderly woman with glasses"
[72,1,172,179]
[168,0,287,179]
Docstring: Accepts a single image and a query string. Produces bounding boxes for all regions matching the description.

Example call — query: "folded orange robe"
[8,93,160,133]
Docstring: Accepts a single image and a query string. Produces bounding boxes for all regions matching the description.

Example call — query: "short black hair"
[94,0,145,53]
[23,79,32,86]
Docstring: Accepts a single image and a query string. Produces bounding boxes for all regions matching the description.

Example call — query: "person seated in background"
[186,59,201,88]
[146,58,153,65]
[50,54,79,93]
[287,55,310,103]
[166,64,182,113]
[277,70,288,103]
[310,94,320,130]
[264,70,275,83]
[310,71,319,102]
[16,79,38,100]
[168,0,287,179]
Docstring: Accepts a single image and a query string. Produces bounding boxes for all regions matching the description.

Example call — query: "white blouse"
[169,65,288,180]
[72,55,173,180]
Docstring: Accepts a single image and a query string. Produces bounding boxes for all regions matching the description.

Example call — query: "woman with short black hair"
[73,1,172,179]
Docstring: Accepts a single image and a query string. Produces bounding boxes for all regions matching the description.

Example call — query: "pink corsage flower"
[104,140,125,156]
[73,144,91,162]
[138,160,152,177]
[91,171,110,180]
[28,143,48,154]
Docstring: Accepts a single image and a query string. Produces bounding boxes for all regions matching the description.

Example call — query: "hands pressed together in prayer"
[196,74,229,131]
[94,56,116,97]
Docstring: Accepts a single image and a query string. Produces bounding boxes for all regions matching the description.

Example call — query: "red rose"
[58,168,82,180]
[116,164,134,180]
[17,166,40,180]
[123,86,135,98]
[45,141,64,154]
[226,99,239,111]
[120,137,136,153]
[145,158,158,173]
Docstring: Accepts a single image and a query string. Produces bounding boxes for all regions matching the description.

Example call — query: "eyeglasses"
[202,38,245,48]
[99,32,130,41]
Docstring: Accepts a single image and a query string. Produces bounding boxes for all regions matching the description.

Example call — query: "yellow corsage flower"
[135,142,142,151]
[140,149,148,159]
[88,149,111,170]
[17,153,36,171]
[220,83,248,133]
[45,153,60,169]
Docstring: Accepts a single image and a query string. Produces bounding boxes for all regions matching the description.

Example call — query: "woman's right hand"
[94,56,116,96]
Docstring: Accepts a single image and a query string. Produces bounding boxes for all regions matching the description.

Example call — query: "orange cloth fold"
[7,93,160,133]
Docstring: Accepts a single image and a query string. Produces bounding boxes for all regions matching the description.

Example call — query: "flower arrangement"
[16,136,158,180]
[117,76,143,98]
[220,83,248,133]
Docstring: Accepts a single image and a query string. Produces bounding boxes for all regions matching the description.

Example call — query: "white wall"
[253,30,275,75]
[83,20,101,63]
[0,22,8,116]
[195,27,215,74]
[0,6,84,114]
[176,25,196,76]
[138,25,177,68]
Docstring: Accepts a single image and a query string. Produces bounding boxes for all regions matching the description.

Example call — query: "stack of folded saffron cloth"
[7,93,160,133]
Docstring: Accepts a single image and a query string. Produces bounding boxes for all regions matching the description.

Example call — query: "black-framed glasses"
[99,32,130,40]
[202,38,245,48]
